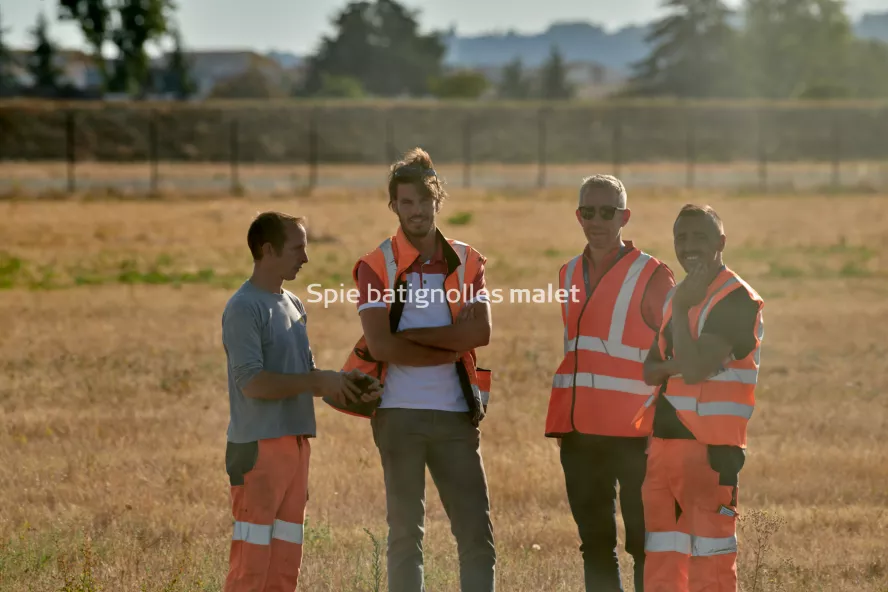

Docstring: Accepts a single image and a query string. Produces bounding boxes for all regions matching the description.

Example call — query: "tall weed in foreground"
[739,508,787,592]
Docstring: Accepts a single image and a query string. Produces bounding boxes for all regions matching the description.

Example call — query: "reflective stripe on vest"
[379,238,398,293]
[552,372,652,396]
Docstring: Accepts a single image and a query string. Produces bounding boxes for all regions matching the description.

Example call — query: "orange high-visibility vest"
[633,267,764,447]
[331,227,492,425]
[545,246,663,438]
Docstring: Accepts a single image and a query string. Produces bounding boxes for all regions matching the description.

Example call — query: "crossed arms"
[360,301,492,366]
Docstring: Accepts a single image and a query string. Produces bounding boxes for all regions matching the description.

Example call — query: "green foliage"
[497,58,532,99]
[429,70,489,99]
[446,211,473,225]
[28,12,62,92]
[162,26,195,99]
[627,0,740,98]
[628,0,888,99]
[209,67,287,99]
[539,45,573,99]
[0,8,15,92]
[742,0,854,99]
[58,0,175,97]
[315,73,366,98]
[300,0,446,98]
[108,0,175,96]
[58,0,112,86]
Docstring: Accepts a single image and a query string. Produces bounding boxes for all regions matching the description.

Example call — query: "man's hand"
[456,303,479,323]
[312,370,362,407]
[673,263,715,311]
[344,368,385,403]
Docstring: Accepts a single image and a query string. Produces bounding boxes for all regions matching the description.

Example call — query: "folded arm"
[360,307,459,366]
[670,304,732,385]
[399,301,491,352]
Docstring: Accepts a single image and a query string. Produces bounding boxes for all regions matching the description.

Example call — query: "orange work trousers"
[642,438,739,592]
[224,435,311,592]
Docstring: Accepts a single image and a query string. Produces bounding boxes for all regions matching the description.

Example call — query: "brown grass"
[2,188,887,591]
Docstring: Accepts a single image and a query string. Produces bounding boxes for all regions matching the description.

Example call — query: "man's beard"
[400,213,433,238]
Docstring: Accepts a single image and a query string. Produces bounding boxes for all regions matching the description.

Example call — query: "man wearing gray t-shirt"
[221,211,380,592]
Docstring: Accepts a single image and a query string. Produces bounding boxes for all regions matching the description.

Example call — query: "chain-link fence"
[2,101,887,194]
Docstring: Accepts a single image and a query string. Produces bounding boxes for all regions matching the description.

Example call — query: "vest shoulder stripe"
[608,252,653,345]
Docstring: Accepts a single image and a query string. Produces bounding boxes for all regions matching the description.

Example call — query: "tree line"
[295,0,888,100]
[0,0,885,101]
[0,1,193,99]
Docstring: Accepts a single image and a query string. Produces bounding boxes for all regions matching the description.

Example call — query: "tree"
[0,8,16,94]
[108,0,175,96]
[846,39,888,98]
[162,26,195,99]
[498,58,531,99]
[539,45,573,99]
[627,0,740,98]
[209,67,287,99]
[28,12,61,94]
[314,73,366,98]
[429,70,489,99]
[58,0,111,88]
[742,0,855,99]
[300,0,446,97]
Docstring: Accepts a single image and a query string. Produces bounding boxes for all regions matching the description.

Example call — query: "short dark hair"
[387,147,447,212]
[675,203,724,234]
[247,211,306,260]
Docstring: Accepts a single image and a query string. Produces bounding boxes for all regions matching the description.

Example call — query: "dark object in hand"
[324,373,382,417]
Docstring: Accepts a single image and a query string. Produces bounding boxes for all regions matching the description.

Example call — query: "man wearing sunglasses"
[334,147,496,592]
[546,174,675,591]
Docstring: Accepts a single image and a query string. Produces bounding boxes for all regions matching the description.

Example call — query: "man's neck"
[249,268,283,294]
[588,239,625,268]
[405,227,438,261]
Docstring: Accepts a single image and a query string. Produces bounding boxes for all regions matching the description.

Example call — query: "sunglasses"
[577,205,626,221]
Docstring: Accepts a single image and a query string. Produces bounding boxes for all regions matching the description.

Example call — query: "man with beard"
[336,147,496,592]
[546,174,675,591]
[635,204,764,592]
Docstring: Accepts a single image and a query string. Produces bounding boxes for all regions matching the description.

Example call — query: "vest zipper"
[569,294,592,432]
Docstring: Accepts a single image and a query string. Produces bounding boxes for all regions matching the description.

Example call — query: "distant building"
[8,49,103,91]
[152,50,286,98]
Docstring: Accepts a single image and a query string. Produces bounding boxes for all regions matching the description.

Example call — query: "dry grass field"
[1,184,888,591]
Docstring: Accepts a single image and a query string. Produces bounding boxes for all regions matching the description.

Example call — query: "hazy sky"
[2,0,884,56]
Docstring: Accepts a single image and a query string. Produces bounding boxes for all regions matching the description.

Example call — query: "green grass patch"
[446,211,473,226]
[0,253,245,291]
[767,262,805,278]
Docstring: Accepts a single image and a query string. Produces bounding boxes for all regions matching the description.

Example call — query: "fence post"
[149,110,159,196]
[831,113,841,189]
[537,107,547,188]
[757,109,768,192]
[612,111,623,178]
[463,115,472,188]
[66,111,76,194]
[230,118,240,195]
[386,114,395,162]
[686,109,696,189]
[308,110,318,192]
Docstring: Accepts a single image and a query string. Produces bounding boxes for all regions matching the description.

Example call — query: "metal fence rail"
[1,101,887,194]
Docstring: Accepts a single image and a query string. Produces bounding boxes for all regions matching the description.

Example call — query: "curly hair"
[387,147,448,212]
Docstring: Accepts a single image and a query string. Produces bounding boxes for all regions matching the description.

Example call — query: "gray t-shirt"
[222,280,317,443]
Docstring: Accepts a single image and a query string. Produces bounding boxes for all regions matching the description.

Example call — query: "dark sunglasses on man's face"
[577,205,625,221]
